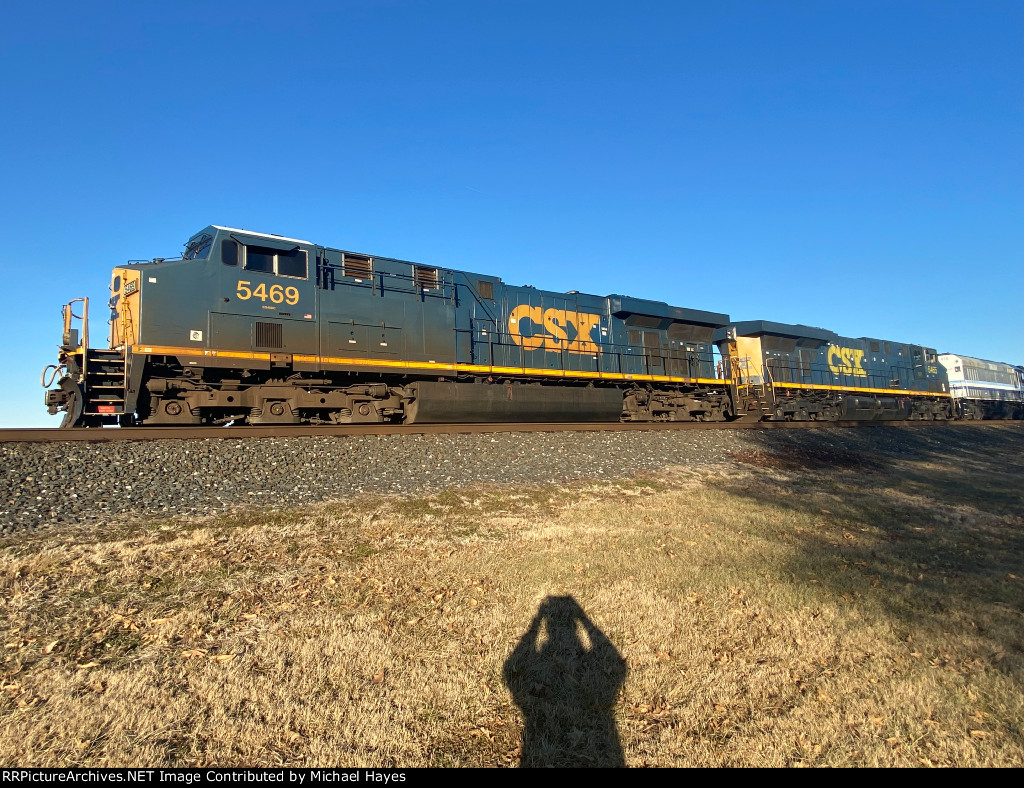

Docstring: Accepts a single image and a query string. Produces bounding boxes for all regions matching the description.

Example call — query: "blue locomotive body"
[715,321,951,420]
[46,226,734,426]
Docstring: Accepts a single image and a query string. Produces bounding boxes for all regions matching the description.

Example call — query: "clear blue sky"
[1,0,1021,427]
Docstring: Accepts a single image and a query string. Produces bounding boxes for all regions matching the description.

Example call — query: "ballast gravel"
[1,425,1021,535]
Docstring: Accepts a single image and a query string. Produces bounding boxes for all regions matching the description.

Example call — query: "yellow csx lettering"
[508,305,602,354]
[827,345,867,377]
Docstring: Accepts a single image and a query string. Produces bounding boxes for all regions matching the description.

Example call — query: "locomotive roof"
[607,295,729,326]
[938,352,1019,370]
[205,225,314,246]
[728,320,839,341]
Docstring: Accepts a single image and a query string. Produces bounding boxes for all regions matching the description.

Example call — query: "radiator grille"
[343,253,372,278]
[255,321,283,349]
[415,266,439,290]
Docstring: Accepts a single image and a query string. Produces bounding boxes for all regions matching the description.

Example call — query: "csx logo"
[827,345,867,377]
[508,305,602,354]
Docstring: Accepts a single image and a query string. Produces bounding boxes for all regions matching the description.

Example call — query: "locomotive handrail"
[61,297,89,351]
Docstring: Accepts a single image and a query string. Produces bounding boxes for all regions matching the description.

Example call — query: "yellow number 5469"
[236,280,299,305]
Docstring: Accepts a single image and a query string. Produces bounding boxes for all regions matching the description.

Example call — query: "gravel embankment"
[1,425,1021,535]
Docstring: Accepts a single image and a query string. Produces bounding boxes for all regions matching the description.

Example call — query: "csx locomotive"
[42,225,1023,427]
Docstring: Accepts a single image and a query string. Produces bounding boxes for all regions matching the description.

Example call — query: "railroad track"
[0,419,999,443]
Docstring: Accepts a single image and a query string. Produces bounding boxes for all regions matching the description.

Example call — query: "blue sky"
[1,0,1021,427]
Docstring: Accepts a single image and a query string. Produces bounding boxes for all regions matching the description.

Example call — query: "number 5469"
[236,280,299,305]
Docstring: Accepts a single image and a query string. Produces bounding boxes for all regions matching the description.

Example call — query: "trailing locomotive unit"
[938,354,1024,420]
[44,226,734,427]
[716,321,952,421]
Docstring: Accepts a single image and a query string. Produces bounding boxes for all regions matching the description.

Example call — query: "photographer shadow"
[503,595,627,767]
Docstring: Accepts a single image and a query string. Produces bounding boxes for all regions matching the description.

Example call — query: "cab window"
[277,248,307,278]
[242,244,308,279]
[221,239,239,266]
[245,246,275,273]
[185,234,213,260]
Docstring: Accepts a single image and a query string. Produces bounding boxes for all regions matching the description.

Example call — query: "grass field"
[2,426,1022,767]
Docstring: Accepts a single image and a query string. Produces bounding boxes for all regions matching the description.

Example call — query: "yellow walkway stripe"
[773,381,950,398]
[133,344,727,386]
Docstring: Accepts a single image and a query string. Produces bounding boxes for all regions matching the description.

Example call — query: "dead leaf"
[211,654,235,663]
[372,670,385,684]
[242,614,258,621]
[76,662,100,670]
[405,617,421,627]
[151,618,171,625]
[44,641,58,654]
[180,649,208,659]
[970,730,988,739]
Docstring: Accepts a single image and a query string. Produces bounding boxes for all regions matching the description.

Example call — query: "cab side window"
[240,243,308,279]
[245,246,275,273]
[277,248,307,278]
[221,239,239,266]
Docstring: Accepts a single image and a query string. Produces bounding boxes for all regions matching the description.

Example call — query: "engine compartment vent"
[255,321,283,349]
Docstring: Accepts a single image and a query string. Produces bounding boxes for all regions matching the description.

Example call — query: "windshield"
[184,233,213,260]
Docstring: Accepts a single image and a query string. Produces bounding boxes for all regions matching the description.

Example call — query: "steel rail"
[0,420,1011,443]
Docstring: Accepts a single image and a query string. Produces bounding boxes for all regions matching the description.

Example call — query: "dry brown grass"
[2,426,1023,767]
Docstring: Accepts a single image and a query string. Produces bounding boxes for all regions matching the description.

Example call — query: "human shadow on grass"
[503,595,627,767]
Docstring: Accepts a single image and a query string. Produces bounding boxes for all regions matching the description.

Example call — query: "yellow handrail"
[62,297,89,350]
